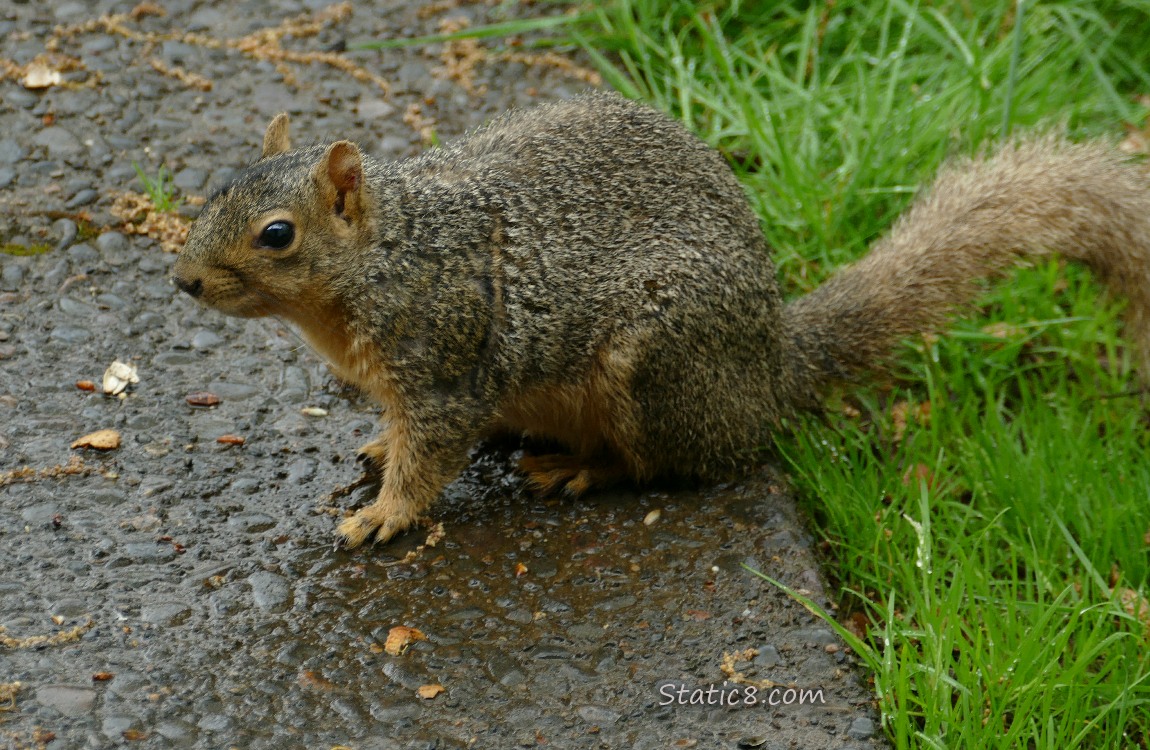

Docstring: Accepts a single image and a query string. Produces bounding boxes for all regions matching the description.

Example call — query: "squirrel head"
[172,113,376,321]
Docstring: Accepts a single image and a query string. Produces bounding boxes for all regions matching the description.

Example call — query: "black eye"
[257,221,294,250]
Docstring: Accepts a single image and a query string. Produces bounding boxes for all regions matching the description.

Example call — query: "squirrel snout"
[173,276,203,298]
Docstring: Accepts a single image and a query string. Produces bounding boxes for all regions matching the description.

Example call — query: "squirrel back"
[172,92,1150,548]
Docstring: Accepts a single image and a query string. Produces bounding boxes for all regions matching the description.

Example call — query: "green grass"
[563,1,1150,747]
[132,162,182,213]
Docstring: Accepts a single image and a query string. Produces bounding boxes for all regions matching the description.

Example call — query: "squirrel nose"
[174,276,203,298]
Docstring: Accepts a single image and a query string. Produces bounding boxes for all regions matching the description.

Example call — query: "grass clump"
[568,1,1150,747]
[132,162,181,213]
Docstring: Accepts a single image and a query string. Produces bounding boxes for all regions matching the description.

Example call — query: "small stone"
[230,477,261,495]
[576,705,621,725]
[160,40,197,64]
[101,714,140,740]
[67,242,98,263]
[50,326,91,344]
[0,139,25,164]
[97,231,128,257]
[53,218,78,251]
[65,188,98,209]
[248,571,291,610]
[378,134,413,156]
[1,263,24,292]
[133,312,169,335]
[36,685,97,716]
[5,88,38,109]
[123,542,177,563]
[137,254,171,274]
[140,280,174,299]
[793,627,839,647]
[140,602,191,626]
[187,6,224,30]
[847,717,877,740]
[357,97,396,120]
[154,720,196,743]
[153,352,198,366]
[173,167,207,192]
[53,2,89,20]
[33,126,84,160]
[81,36,117,54]
[0,167,14,189]
[753,645,781,668]
[138,478,173,497]
[207,381,260,400]
[226,513,275,533]
[191,330,223,350]
[286,458,316,484]
[58,296,96,317]
[123,512,161,533]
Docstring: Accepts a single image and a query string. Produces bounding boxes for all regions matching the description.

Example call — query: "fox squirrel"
[172,91,1150,549]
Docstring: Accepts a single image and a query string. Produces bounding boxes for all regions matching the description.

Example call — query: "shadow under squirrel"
[172,91,1150,549]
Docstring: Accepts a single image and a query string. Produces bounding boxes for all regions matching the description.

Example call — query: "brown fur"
[171,93,1150,549]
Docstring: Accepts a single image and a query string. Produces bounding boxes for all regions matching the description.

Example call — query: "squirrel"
[172,91,1150,549]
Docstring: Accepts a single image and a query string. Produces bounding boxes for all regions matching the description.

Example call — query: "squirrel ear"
[317,141,365,222]
[262,113,291,158]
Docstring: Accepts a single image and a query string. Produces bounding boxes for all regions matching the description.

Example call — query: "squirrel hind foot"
[518,453,627,498]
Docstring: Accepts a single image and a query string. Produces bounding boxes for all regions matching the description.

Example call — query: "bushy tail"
[783,136,1150,400]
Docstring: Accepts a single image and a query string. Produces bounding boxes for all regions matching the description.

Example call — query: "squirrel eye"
[257,220,294,250]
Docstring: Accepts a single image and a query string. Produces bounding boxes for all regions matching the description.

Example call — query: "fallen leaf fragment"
[384,625,426,656]
[514,562,529,578]
[0,681,20,711]
[129,1,166,19]
[982,321,1024,339]
[216,434,245,445]
[417,684,445,700]
[122,729,147,741]
[92,672,114,682]
[297,669,335,691]
[23,62,62,89]
[76,379,97,392]
[71,429,121,451]
[901,463,935,489]
[102,360,139,396]
[185,391,220,407]
[301,406,328,417]
[1116,587,1150,635]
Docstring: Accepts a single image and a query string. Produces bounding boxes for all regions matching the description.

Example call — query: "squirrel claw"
[354,441,388,476]
[335,508,413,549]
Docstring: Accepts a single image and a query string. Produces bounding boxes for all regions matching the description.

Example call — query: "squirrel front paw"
[334,505,415,549]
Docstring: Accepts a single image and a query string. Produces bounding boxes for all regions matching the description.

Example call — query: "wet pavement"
[1,1,883,747]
